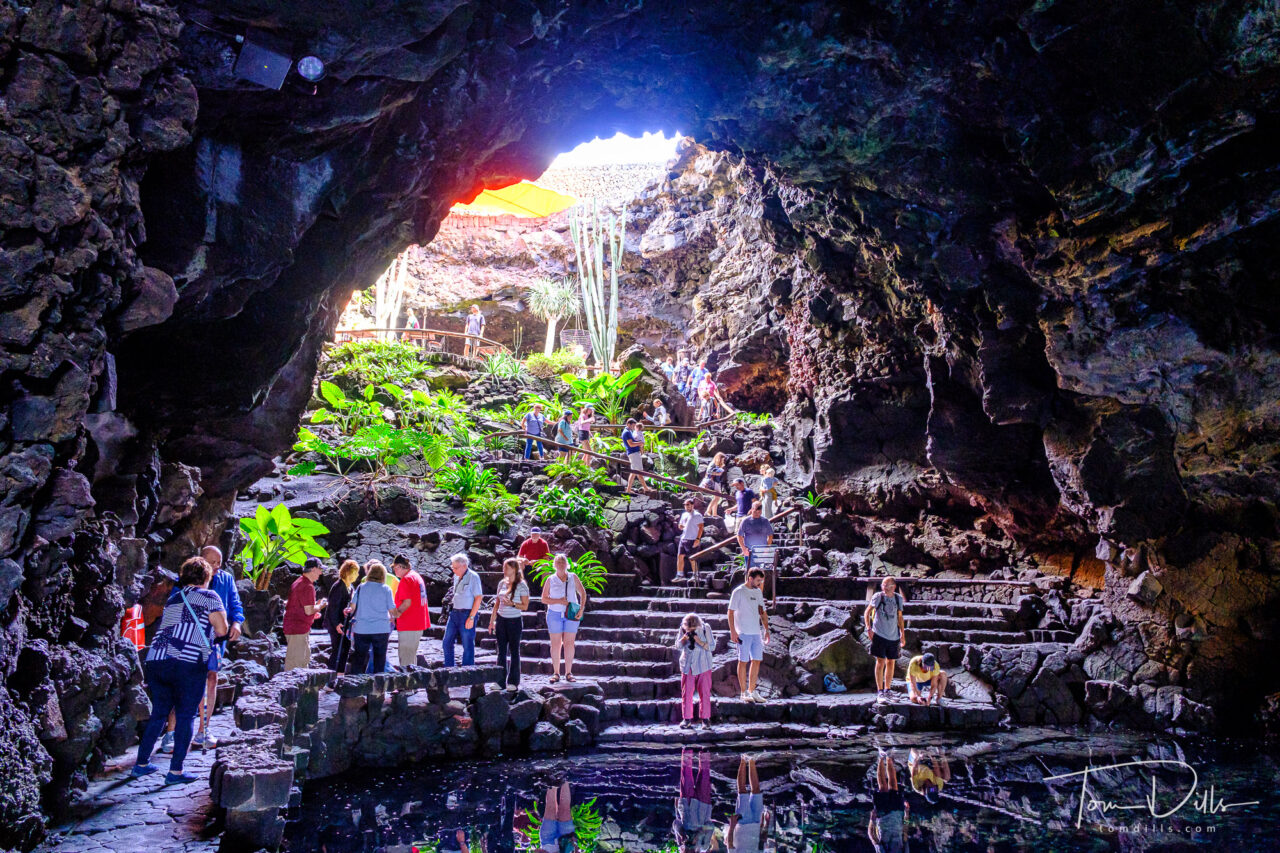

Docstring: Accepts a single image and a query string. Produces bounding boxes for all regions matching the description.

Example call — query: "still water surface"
[284,729,1279,852]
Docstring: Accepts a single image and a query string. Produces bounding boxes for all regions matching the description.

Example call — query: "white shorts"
[628,452,644,471]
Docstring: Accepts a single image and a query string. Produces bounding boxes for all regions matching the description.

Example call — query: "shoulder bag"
[564,573,582,621]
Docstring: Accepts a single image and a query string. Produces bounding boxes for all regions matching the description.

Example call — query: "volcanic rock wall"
[2,0,1279,845]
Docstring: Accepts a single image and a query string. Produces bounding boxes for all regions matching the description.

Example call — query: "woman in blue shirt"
[344,561,398,674]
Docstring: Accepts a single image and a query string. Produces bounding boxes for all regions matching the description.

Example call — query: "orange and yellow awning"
[452,180,576,218]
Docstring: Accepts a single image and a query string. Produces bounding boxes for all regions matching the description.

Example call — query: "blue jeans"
[524,437,544,459]
[136,658,207,772]
[348,632,389,675]
[442,609,476,666]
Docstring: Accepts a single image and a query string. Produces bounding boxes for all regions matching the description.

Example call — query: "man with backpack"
[391,554,430,668]
[863,577,906,702]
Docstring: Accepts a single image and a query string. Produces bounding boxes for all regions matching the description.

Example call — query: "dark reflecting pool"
[284,729,1280,852]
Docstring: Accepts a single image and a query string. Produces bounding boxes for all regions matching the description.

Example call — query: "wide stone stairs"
[421,569,1077,741]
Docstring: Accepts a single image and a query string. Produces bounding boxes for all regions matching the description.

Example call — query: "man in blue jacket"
[158,545,243,753]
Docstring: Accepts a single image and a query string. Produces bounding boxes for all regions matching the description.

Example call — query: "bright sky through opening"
[550,131,681,167]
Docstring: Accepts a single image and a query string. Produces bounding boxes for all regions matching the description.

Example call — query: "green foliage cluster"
[481,351,524,379]
[435,460,500,500]
[561,367,642,424]
[524,796,604,852]
[463,486,521,533]
[735,411,774,426]
[326,339,431,386]
[802,489,828,508]
[531,484,608,527]
[525,348,586,379]
[545,458,616,487]
[237,504,329,590]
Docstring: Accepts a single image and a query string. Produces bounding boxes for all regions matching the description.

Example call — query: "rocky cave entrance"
[4,0,1280,848]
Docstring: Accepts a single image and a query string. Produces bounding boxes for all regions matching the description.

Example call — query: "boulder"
[564,718,592,748]
[508,699,542,732]
[790,630,872,691]
[473,690,510,735]
[541,693,572,726]
[1126,570,1162,606]
[528,721,564,752]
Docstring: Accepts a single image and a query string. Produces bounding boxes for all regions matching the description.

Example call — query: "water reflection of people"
[908,748,950,804]
[539,779,579,852]
[868,751,909,853]
[727,754,770,853]
[674,747,716,852]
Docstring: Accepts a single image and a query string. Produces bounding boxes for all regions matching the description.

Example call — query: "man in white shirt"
[442,553,483,666]
[727,568,769,702]
[676,498,704,581]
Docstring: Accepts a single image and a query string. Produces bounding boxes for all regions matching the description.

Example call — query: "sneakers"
[700,719,713,730]
[675,572,686,580]
[679,720,693,729]
[130,763,158,779]
[164,771,200,785]
[741,692,757,704]
[191,730,217,749]
[156,731,175,754]
[875,690,887,704]
[749,690,765,703]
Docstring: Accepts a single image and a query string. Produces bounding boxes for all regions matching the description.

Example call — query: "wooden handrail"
[334,327,512,353]
[688,506,800,561]
[484,434,726,499]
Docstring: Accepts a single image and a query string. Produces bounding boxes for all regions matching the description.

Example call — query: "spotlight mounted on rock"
[232,28,292,90]
[296,55,326,83]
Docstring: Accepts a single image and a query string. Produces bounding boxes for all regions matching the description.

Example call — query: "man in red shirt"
[517,528,551,569]
[391,554,430,668]
[283,559,326,670]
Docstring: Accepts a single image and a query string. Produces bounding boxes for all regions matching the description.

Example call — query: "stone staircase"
[418,571,1085,742]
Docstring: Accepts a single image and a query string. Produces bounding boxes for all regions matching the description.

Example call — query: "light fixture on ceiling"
[296,55,326,83]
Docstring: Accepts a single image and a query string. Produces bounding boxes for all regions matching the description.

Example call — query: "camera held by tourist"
[491,558,530,690]
[283,558,327,670]
[674,614,715,728]
[344,561,398,675]
[728,569,770,703]
[130,556,228,784]
[541,554,587,683]
[443,553,484,667]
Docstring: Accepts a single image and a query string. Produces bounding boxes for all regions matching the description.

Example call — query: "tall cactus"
[568,199,626,370]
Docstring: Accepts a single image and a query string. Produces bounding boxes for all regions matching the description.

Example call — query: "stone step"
[518,658,676,678]
[501,640,681,663]
[908,627,1031,645]
[903,615,1014,631]
[592,596,730,612]
[472,571,639,597]
[599,676,685,700]
[904,599,1019,617]
[584,610,731,629]
[599,692,1003,732]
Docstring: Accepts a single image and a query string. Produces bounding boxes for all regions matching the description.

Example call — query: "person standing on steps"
[324,559,359,674]
[700,452,728,517]
[158,545,242,754]
[443,553,484,667]
[283,558,326,670]
[391,554,430,669]
[726,477,756,534]
[464,304,485,358]
[687,360,707,404]
[490,557,530,690]
[864,577,906,702]
[758,465,779,518]
[727,753,770,853]
[645,396,671,428]
[673,748,715,849]
[517,526,551,571]
[736,502,774,571]
[868,749,908,853]
[523,403,547,460]
[554,409,576,460]
[575,405,595,457]
[621,418,646,495]
[728,568,770,703]
[541,554,587,683]
[676,498,705,582]
[906,652,948,707]
[675,613,715,729]
[344,561,397,675]
[130,555,228,784]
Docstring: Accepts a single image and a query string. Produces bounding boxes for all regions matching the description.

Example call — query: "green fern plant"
[435,461,500,500]
[546,458,616,487]
[463,487,521,533]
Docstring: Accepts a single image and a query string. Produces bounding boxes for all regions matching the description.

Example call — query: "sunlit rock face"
[2,0,1279,844]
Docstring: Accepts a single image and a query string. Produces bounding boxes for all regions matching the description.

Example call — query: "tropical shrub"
[463,486,521,533]
[435,461,500,500]
[735,411,774,426]
[561,367,642,423]
[325,339,430,386]
[527,552,609,594]
[310,381,390,435]
[237,504,330,590]
[481,351,524,379]
[531,484,608,527]
[526,348,586,379]
[546,458,616,487]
